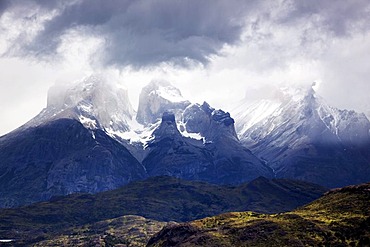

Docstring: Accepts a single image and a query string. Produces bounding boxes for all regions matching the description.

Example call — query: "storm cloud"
[280,0,370,36]
[2,0,370,68]
[2,0,256,67]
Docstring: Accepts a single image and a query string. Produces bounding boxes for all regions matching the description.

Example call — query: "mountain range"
[0,75,369,207]
[233,85,370,187]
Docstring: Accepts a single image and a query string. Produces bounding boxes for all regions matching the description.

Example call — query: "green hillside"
[148,182,370,246]
[33,215,166,247]
[0,176,325,246]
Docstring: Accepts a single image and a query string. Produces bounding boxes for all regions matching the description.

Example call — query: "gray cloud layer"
[282,0,370,36]
[2,0,370,68]
[2,0,255,67]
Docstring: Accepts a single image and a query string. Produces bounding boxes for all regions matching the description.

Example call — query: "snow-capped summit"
[235,85,370,147]
[233,84,370,187]
[136,80,191,125]
[24,75,135,133]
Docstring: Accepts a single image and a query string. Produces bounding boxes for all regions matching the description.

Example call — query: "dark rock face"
[143,112,214,182]
[0,119,146,208]
[143,112,273,185]
[182,103,211,134]
[152,111,180,139]
[161,111,176,123]
[183,102,238,141]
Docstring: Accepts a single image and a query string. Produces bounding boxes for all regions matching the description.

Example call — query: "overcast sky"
[1,0,370,136]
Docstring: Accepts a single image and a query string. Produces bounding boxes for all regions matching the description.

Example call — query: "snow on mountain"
[107,80,202,147]
[142,111,273,185]
[18,77,241,149]
[127,81,275,185]
[23,75,135,134]
[234,85,370,147]
[18,77,211,150]
[233,99,282,136]
[232,84,370,187]
[133,81,241,146]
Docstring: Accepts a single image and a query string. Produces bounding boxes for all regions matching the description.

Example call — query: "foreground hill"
[148,182,370,246]
[0,176,325,245]
[33,215,166,247]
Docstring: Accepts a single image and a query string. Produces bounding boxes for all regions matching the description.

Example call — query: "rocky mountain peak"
[47,75,132,113]
[212,110,235,127]
[200,101,214,115]
[232,84,370,187]
[150,112,182,141]
[136,80,191,125]
[183,102,238,142]
[161,111,176,123]
[25,75,135,133]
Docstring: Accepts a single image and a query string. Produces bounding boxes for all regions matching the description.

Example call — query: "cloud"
[2,0,369,69]
[279,0,370,36]
[159,0,370,114]
[1,0,255,68]
[318,32,370,112]
[1,0,370,136]
[0,0,10,16]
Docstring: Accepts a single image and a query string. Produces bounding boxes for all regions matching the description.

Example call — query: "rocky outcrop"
[183,102,238,142]
[143,112,273,184]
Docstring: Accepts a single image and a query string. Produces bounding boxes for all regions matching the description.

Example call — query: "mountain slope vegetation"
[0,176,325,245]
[33,215,166,247]
[148,182,370,247]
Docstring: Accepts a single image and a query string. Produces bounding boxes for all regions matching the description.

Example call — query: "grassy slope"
[0,176,325,245]
[33,215,166,247]
[148,182,370,247]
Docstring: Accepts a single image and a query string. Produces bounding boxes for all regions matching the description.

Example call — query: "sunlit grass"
[148,183,370,247]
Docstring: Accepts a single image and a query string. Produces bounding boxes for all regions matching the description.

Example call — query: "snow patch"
[182,131,204,140]
[177,121,205,141]
[0,240,13,243]
[154,85,186,103]
[233,99,281,134]
[106,118,158,146]
[79,116,97,129]
[77,102,93,113]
